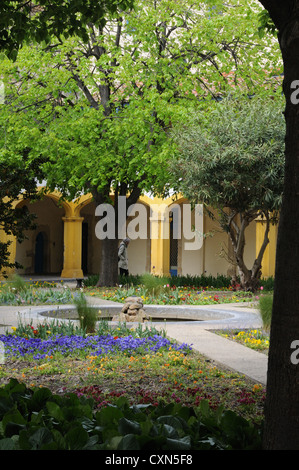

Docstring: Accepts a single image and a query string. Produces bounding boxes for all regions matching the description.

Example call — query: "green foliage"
[0,282,74,306]
[95,319,166,338]
[169,95,285,290]
[2,1,282,205]
[5,274,28,293]
[259,277,275,291]
[0,141,45,274]
[11,319,86,339]
[0,0,134,60]
[0,379,262,450]
[86,273,234,289]
[259,294,273,331]
[170,96,285,215]
[169,274,232,289]
[257,10,277,38]
[140,273,170,296]
[9,316,165,339]
[73,293,99,334]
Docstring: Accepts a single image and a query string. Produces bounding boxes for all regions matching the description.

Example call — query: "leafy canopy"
[0,0,134,60]
[170,95,285,221]
[1,0,282,204]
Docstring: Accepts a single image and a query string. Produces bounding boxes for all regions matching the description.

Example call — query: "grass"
[258,294,273,332]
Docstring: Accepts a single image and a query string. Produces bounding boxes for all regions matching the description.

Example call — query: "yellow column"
[150,206,170,276]
[61,216,84,278]
[0,229,17,279]
[256,220,278,278]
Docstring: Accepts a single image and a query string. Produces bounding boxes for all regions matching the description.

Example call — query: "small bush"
[85,273,234,289]
[259,277,274,291]
[9,274,29,293]
[74,293,99,334]
[140,273,170,296]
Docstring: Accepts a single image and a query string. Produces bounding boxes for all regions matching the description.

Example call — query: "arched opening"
[15,196,64,275]
[79,197,152,276]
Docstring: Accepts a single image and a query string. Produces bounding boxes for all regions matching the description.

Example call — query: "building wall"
[80,200,151,276]
[173,204,257,278]
[0,191,276,280]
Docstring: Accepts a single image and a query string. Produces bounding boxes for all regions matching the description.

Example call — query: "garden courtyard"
[0,274,272,450]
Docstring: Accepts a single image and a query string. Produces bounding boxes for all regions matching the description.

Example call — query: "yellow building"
[0,190,277,280]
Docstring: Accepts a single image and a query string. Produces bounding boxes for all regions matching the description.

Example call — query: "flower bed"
[216,329,269,353]
[0,331,191,361]
[0,322,265,422]
[0,319,266,450]
[0,283,74,306]
[86,285,255,305]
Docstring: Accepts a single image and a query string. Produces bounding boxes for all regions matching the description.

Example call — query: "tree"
[0,114,45,274]
[169,96,285,291]
[0,0,134,60]
[255,0,299,450]
[0,85,48,274]
[1,0,282,286]
[0,0,134,276]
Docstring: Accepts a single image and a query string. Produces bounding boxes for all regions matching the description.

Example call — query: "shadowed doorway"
[34,232,45,274]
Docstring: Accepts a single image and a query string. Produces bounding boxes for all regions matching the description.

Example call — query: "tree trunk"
[93,186,142,287]
[228,214,268,292]
[96,237,119,287]
[93,189,120,287]
[261,4,299,449]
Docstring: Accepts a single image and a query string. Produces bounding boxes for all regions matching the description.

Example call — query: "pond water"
[38,305,233,323]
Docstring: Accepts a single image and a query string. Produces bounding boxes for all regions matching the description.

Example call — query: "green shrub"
[259,294,273,331]
[259,277,274,291]
[2,274,29,294]
[169,274,233,289]
[140,273,170,296]
[85,273,234,289]
[73,293,99,334]
[11,318,86,339]
[0,379,262,450]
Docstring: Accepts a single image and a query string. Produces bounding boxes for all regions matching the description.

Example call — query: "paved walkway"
[0,287,268,385]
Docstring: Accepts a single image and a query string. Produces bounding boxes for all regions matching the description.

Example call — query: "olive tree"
[170,96,285,291]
